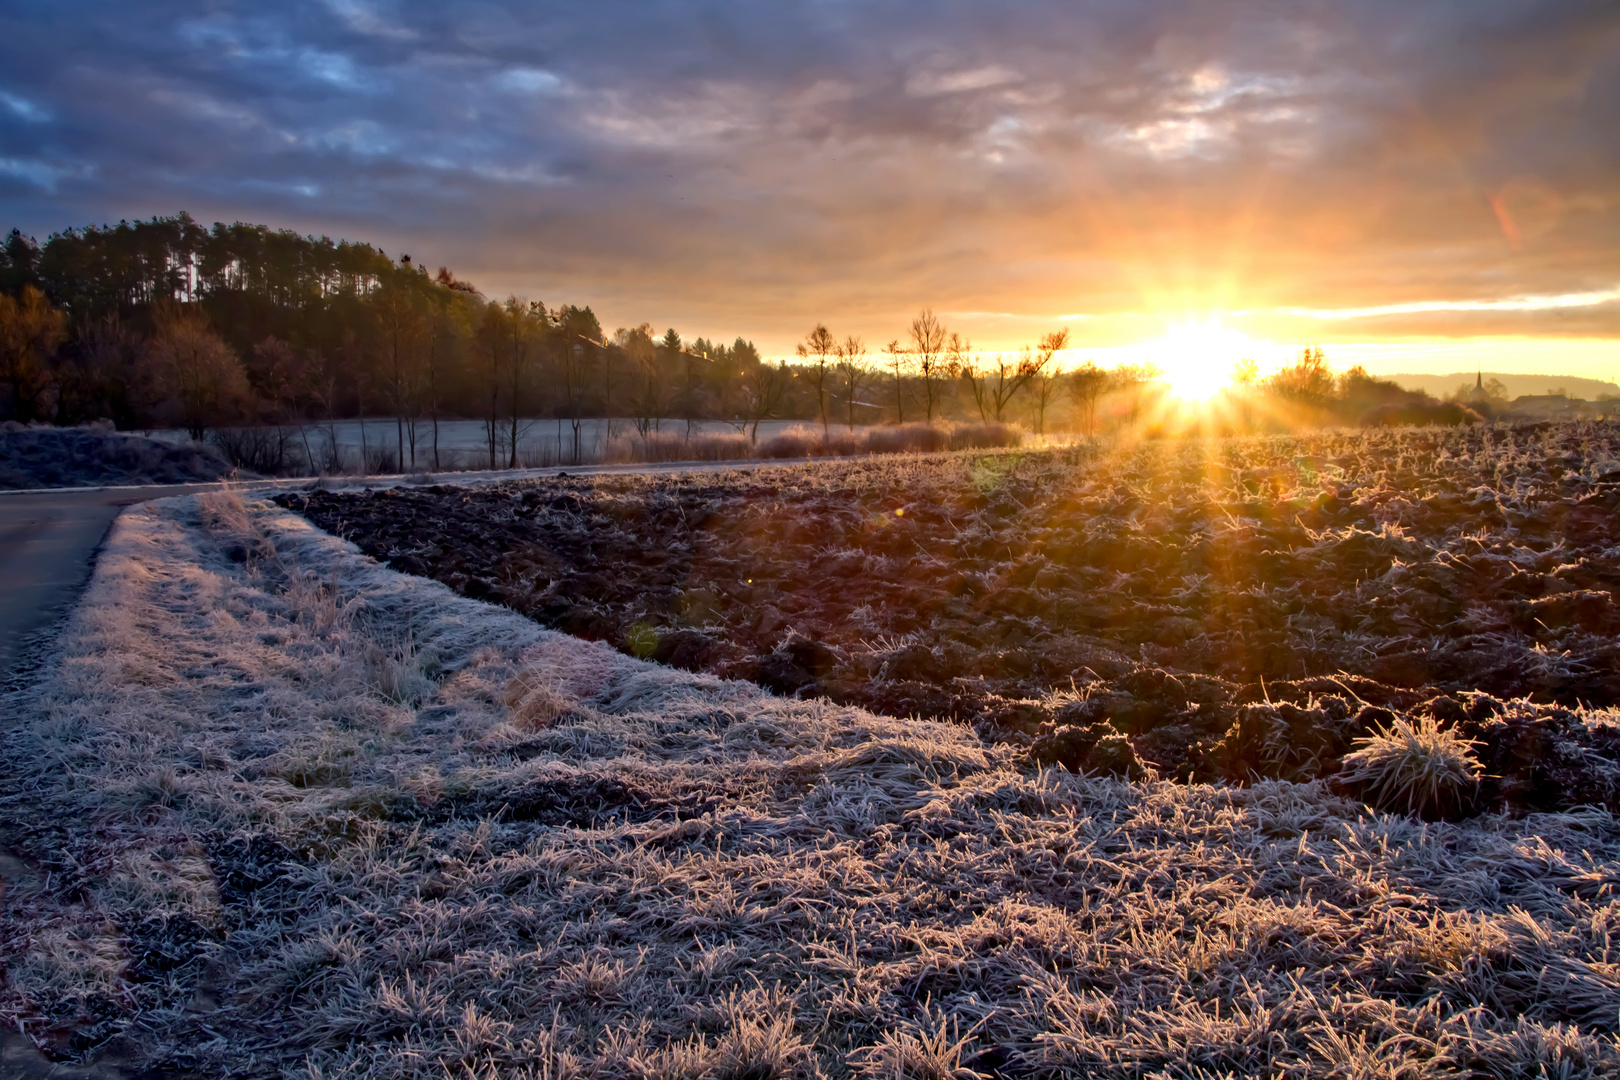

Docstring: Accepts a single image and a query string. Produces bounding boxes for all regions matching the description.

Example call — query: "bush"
[206,426,301,475]
[363,445,398,474]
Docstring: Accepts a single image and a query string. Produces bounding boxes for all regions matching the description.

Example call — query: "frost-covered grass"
[2,491,1620,1077]
[0,421,234,488]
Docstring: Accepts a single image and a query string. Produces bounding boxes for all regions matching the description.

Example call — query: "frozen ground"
[1,493,1618,1077]
[0,424,234,490]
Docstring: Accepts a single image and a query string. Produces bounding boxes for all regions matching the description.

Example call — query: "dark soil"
[281,422,1620,812]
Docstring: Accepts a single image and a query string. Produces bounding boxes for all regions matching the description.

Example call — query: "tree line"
[1,213,1456,472]
[0,215,783,469]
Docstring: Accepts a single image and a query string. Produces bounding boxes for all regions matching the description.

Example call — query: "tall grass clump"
[605,429,755,463]
[1339,714,1483,819]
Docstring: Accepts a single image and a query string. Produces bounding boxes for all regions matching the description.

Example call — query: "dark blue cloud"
[1,1,1616,345]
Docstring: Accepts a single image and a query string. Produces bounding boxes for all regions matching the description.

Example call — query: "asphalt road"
[0,454,826,678]
[0,485,194,679]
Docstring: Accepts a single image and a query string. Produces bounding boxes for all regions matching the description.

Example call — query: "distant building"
[1468,371,1489,405]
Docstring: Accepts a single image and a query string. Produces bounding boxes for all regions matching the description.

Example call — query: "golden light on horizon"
[1143,319,1262,400]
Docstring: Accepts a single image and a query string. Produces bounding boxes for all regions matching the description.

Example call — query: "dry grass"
[1340,716,1483,820]
[2,491,1620,1077]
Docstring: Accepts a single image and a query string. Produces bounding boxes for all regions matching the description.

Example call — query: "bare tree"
[1109,360,1160,433]
[986,330,1068,422]
[796,323,836,436]
[679,346,708,436]
[955,333,992,422]
[1067,361,1109,439]
[884,339,909,423]
[474,303,508,469]
[743,359,792,443]
[1029,356,1064,436]
[337,329,377,472]
[505,298,546,468]
[373,280,427,469]
[835,334,872,429]
[619,323,667,439]
[421,299,465,472]
[250,335,307,465]
[909,308,949,422]
[555,307,601,463]
[147,304,247,439]
[302,349,344,472]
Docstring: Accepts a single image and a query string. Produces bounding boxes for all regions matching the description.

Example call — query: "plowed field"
[283,421,1620,814]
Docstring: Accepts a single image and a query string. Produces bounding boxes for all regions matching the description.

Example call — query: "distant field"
[3,490,1619,1077]
[290,420,1620,816]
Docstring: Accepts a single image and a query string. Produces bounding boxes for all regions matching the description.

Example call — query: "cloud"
[0,91,50,123]
[1274,287,1620,321]
[0,1,1616,351]
[0,157,87,193]
[907,65,1022,97]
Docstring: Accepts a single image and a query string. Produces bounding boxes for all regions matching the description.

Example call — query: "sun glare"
[1146,320,1258,400]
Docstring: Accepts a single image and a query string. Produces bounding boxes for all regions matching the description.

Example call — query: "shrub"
[1338,714,1483,819]
[206,425,301,475]
[605,422,1025,465]
[364,445,399,474]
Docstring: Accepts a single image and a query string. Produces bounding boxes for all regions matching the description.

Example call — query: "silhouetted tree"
[620,323,668,438]
[1067,361,1108,439]
[796,323,836,435]
[884,339,908,423]
[475,303,509,469]
[743,359,792,442]
[977,330,1067,423]
[909,308,948,422]
[1029,351,1065,435]
[0,229,42,296]
[836,335,872,429]
[1266,346,1333,403]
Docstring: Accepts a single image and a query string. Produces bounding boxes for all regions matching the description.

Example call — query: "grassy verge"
[2,492,1619,1077]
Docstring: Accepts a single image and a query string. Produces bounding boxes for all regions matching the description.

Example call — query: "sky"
[2,0,1619,377]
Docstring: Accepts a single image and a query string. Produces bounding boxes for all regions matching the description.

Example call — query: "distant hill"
[1386,372,1620,401]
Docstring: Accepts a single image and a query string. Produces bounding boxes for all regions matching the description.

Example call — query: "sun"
[1145,320,1258,400]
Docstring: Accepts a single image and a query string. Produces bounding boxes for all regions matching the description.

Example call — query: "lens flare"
[1146,320,1259,400]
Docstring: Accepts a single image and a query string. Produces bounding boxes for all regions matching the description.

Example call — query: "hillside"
[1387,371,1620,401]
